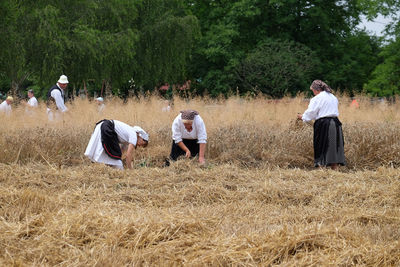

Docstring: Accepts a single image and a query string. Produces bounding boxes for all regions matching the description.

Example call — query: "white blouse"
[172,114,207,144]
[114,120,138,146]
[302,91,339,122]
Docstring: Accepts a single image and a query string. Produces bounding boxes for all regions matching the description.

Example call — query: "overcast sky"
[358,14,392,36]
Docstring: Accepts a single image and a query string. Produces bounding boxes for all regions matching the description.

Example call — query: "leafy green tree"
[188,0,379,96]
[134,0,200,90]
[23,0,141,96]
[235,39,318,97]
[325,30,381,94]
[23,4,67,89]
[365,38,400,96]
[0,0,28,95]
[20,0,199,97]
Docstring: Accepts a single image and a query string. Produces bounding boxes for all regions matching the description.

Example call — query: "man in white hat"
[47,75,69,120]
[0,96,13,116]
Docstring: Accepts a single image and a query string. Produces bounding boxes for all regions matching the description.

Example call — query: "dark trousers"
[166,139,199,165]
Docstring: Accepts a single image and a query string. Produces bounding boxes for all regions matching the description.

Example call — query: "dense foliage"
[0,0,398,98]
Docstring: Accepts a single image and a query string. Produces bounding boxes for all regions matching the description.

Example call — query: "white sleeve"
[172,115,183,143]
[302,97,319,122]
[32,98,38,107]
[51,90,68,112]
[195,115,207,144]
[128,131,138,146]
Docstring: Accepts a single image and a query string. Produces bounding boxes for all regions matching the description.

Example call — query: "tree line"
[0,0,399,99]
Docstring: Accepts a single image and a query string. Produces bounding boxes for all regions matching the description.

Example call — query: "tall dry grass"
[1,95,400,169]
[1,95,400,265]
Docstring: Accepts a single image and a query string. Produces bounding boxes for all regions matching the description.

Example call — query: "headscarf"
[132,126,149,142]
[180,110,199,121]
[311,80,332,93]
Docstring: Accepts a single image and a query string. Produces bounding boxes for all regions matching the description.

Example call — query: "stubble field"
[1,95,400,266]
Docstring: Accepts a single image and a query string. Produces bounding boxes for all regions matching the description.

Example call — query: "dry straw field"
[1,95,400,266]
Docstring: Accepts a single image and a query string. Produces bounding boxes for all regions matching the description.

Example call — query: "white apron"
[84,123,124,169]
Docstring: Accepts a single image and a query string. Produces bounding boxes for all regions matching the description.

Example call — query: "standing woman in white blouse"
[167,110,207,165]
[297,80,345,169]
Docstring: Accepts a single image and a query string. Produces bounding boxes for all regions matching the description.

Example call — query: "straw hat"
[57,75,69,84]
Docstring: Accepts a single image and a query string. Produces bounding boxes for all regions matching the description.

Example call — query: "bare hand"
[297,113,303,120]
[199,157,205,165]
[185,150,191,158]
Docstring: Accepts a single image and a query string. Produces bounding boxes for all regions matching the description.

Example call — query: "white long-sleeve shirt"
[27,96,38,107]
[172,114,207,144]
[113,120,138,146]
[51,84,68,112]
[302,91,339,122]
[0,101,11,115]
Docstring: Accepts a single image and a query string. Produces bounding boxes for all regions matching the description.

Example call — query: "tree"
[23,0,141,96]
[365,38,400,96]
[134,0,200,90]
[235,39,318,97]
[187,0,378,96]
[0,0,28,95]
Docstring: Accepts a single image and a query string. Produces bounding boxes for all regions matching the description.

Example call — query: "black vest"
[47,85,64,108]
[96,119,122,160]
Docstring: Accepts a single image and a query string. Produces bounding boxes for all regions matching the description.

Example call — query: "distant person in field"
[26,89,38,107]
[47,75,69,120]
[161,99,171,112]
[24,89,39,114]
[297,80,345,170]
[350,98,359,108]
[166,110,207,165]
[95,97,105,113]
[84,120,149,170]
[0,96,13,116]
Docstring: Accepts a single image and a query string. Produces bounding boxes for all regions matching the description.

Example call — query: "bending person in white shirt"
[297,80,345,170]
[167,109,207,165]
[84,120,149,169]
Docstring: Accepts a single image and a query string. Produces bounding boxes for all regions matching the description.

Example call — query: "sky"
[358,14,393,36]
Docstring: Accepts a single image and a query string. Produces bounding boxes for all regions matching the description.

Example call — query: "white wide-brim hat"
[96,97,104,102]
[57,75,69,84]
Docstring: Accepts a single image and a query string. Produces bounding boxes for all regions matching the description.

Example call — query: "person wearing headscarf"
[167,109,207,165]
[84,120,149,169]
[297,80,345,169]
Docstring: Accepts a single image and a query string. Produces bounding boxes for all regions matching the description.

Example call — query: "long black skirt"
[169,139,199,161]
[313,117,345,167]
